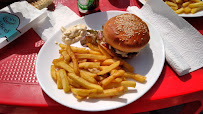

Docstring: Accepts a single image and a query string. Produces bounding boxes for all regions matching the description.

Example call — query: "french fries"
[59,69,71,93]
[68,73,103,92]
[124,72,146,83]
[88,86,126,98]
[86,43,100,51]
[70,46,89,53]
[50,43,147,100]
[175,8,185,14]
[71,88,97,97]
[104,81,136,89]
[50,65,57,81]
[61,51,70,63]
[121,81,136,88]
[97,61,120,75]
[100,70,125,87]
[60,43,101,55]
[67,76,81,88]
[66,44,80,75]
[71,46,101,55]
[79,62,100,69]
[191,7,203,13]
[80,71,97,84]
[77,54,106,60]
[121,59,134,72]
[189,2,203,8]
[110,57,134,72]
[56,70,63,89]
[164,0,203,14]
[98,45,112,59]
[113,78,123,83]
[101,59,117,66]
[80,69,97,78]
[54,61,74,73]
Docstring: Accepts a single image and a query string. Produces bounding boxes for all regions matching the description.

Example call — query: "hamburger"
[81,13,150,58]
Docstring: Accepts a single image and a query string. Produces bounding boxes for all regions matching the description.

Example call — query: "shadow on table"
[177,72,192,82]
[166,63,192,82]
[0,29,43,61]
[184,17,203,33]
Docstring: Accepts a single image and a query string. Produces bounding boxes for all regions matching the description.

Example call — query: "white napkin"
[0,1,47,49]
[33,4,80,41]
[127,0,203,76]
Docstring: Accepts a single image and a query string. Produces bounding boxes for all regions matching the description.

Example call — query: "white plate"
[35,11,165,111]
[138,0,203,17]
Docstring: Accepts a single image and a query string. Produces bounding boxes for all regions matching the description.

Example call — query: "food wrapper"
[127,0,203,76]
[0,1,47,49]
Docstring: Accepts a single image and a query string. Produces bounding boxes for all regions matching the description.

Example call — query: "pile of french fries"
[50,43,146,100]
[164,0,203,14]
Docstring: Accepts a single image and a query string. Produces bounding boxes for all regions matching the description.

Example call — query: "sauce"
[61,24,87,44]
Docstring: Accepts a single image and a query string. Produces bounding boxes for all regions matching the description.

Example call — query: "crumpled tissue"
[127,0,203,76]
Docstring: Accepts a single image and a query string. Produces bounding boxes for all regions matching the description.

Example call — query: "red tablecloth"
[0,0,203,114]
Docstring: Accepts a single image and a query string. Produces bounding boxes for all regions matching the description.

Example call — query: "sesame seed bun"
[103,13,150,53]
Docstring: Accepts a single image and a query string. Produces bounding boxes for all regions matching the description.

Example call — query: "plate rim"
[35,11,165,112]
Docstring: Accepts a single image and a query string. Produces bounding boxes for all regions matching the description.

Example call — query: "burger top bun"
[103,13,150,53]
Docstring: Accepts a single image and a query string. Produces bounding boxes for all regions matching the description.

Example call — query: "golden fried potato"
[59,69,70,93]
[68,73,103,92]
[97,61,120,75]
[88,86,126,98]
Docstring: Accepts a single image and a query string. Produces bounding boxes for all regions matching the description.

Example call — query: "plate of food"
[35,11,165,111]
[139,0,203,17]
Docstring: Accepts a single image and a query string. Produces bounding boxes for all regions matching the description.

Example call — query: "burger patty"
[100,42,138,58]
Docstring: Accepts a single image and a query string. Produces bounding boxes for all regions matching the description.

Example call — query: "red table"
[0,0,203,114]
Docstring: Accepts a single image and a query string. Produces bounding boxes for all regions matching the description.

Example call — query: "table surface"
[0,0,203,113]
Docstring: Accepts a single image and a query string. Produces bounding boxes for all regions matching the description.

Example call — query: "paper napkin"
[127,0,203,76]
[33,4,80,41]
